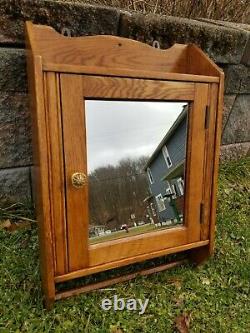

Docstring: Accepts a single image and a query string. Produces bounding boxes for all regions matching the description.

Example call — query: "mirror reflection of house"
[144,105,188,226]
[86,101,188,242]
[89,225,106,238]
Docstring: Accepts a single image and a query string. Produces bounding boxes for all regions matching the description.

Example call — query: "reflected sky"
[85,100,186,172]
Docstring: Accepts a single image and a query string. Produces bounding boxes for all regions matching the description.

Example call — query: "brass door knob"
[71,172,87,188]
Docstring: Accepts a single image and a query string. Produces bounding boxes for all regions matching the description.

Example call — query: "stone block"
[0,93,32,168]
[222,95,250,144]
[220,142,250,162]
[0,166,32,203]
[223,95,236,130]
[0,0,120,45]
[0,48,26,93]
[223,64,250,94]
[241,35,250,66]
[119,12,249,64]
[196,18,250,33]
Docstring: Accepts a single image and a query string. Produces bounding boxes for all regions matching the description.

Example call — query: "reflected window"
[177,178,184,196]
[147,167,154,184]
[162,145,172,168]
[171,184,177,199]
[166,181,172,195]
[155,194,165,212]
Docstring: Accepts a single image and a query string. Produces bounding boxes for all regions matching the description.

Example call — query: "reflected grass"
[89,221,183,244]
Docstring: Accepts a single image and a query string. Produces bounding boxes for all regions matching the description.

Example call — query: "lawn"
[0,158,249,332]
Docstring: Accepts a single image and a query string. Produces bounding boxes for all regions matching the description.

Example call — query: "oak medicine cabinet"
[25,21,224,308]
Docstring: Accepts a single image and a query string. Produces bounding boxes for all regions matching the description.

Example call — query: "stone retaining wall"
[0,0,249,203]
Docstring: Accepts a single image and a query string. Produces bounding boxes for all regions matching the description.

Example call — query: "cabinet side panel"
[26,54,55,307]
[201,83,218,240]
[209,75,225,254]
[185,83,208,242]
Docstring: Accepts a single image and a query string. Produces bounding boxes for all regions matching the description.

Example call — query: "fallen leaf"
[201,277,210,285]
[175,312,191,333]
[0,219,11,230]
[169,277,182,290]
[224,188,231,195]
[175,298,184,307]
[0,220,31,232]
[174,294,184,307]
[110,326,123,333]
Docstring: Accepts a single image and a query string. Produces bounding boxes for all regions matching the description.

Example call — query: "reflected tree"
[88,156,150,230]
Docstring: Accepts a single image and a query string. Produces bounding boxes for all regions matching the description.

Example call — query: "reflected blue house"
[144,106,188,224]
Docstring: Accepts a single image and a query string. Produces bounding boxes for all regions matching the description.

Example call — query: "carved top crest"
[25,21,222,79]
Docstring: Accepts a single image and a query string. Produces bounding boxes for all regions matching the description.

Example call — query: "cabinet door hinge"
[200,202,205,224]
[205,105,210,129]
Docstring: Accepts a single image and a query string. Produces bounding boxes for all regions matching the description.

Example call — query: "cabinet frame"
[25,21,224,308]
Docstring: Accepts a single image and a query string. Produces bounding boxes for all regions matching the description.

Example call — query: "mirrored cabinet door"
[85,100,189,244]
[60,74,208,270]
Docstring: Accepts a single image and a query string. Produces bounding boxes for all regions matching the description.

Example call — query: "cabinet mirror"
[86,101,188,244]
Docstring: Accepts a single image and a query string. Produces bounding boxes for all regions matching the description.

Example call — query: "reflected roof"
[144,105,188,169]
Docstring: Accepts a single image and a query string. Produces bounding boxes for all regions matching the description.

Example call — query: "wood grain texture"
[209,74,225,254]
[89,226,187,267]
[60,74,89,272]
[25,53,55,308]
[26,22,221,81]
[43,63,220,83]
[201,83,218,241]
[26,22,188,74]
[44,72,68,275]
[187,44,223,77]
[185,84,208,243]
[82,76,195,100]
[55,259,187,300]
[42,74,56,272]
[55,240,209,283]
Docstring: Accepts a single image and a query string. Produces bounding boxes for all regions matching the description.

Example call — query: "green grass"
[0,158,249,332]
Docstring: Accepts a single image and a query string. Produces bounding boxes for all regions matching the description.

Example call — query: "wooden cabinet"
[26,21,224,308]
